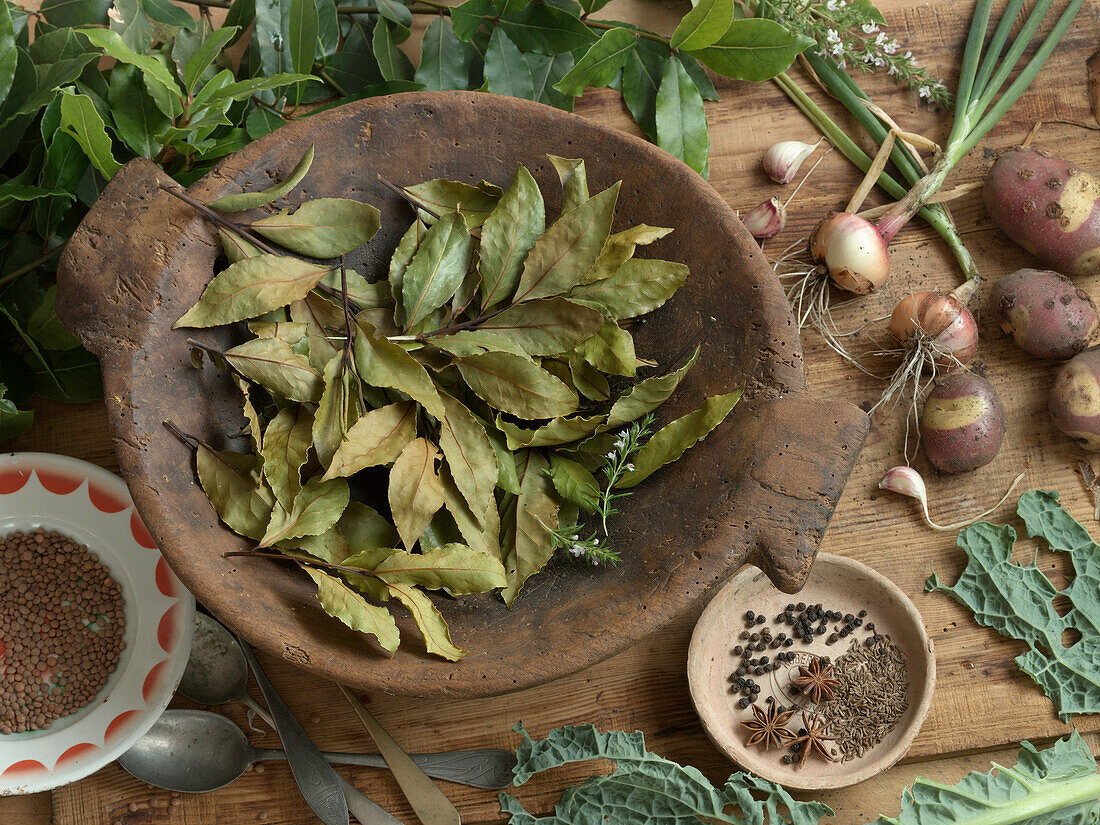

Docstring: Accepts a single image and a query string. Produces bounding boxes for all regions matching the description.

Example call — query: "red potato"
[920,373,1006,473]
[988,268,1100,360]
[984,146,1100,278]
[1049,349,1100,451]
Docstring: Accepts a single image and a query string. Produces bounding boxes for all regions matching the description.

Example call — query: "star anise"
[742,702,796,750]
[791,656,840,704]
[791,712,836,767]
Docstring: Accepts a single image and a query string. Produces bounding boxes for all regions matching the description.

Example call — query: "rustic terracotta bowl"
[57,92,870,697]
[687,553,935,790]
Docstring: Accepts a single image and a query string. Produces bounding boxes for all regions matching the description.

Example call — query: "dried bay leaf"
[583,223,673,284]
[456,350,578,419]
[353,318,446,419]
[548,453,600,513]
[431,330,529,357]
[437,390,497,522]
[512,182,620,302]
[303,566,400,653]
[570,258,688,320]
[313,354,360,469]
[260,405,313,507]
[479,416,522,495]
[340,501,401,551]
[497,413,606,449]
[223,336,323,402]
[323,400,417,480]
[389,216,427,326]
[401,211,473,329]
[402,178,502,229]
[478,297,604,356]
[207,144,315,212]
[174,254,334,328]
[617,387,743,488]
[385,582,465,660]
[232,374,264,464]
[388,437,446,550]
[567,354,611,401]
[479,164,545,309]
[248,319,309,345]
[290,296,341,372]
[260,475,351,546]
[196,443,275,541]
[547,157,588,215]
[286,528,352,564]
[501,451,558,606]
[575,319,637,377]
[439,463,501,559]
[251,197,381,258]
[319,269,393,311]
[372,543,506,593]
[603,345,699,430]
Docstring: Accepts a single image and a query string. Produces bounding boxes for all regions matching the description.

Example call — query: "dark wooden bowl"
[56,92,869,697]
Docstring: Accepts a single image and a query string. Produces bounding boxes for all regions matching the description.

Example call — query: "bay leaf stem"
[158,183,282,257]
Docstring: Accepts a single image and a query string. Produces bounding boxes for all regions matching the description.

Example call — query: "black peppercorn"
[782,754,794,764]
[791,742,801,752]
[816,626,826,635]
[733,645,744,655]
[783,638,793,647]
[797,602,806,611]
[738,697,750,708]
[859,609,867,618]
[827,633,838,644]
[839,627,850,638]
[854,618,863,627]
[756,615,766,625]
[746,610,755,622]
[735,667,746,676]
[750,684,761,694]
[759,655,769,664]
[753,667,764,675]
[750,633,760,642]
[740,631,750,639]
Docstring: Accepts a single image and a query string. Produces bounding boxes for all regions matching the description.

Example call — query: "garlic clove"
[762,139,819,184]
[879,466,927,501]
[742,197,787,240]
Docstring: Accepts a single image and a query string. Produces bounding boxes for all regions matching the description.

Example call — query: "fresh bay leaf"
[401,211,473,329]
[323,400,417,479]
[655,56,710,177]
[415,16,468,91]
[373,543,506,593]
[223,336,323,402]
[375,0,411,27]
[78,28,178,98]
[313,353,359,468]
[617,387,743,488]
[288,0,318,104]
[108,61,168,157]
[529,51,574,110]
[548,453,600,513]
[373,20,415,82]
[451,0,492,40]
[583,223,672,284]
[620,37,666,141]
[385,582,464,660]
[501,451,558,606]
[575,319,636,376]
[207,144,314,211]
[340,501,401,552]
[251,197,381,258]
[353,318,446,418]
[260,474,350,546]
[439,462,501,559]
[478,163,544,309]
[388,216,425,326]
[483,27,535,99]
[554,27,635,96]
[604,345,699,430]
[497,413,605,449]
[497,3,597,54]
[479,297,604,356]
[41,0,112,28]
[686,17,813,82]
[189,71,315,112]
[304,566,400,653]
[196,443,275,540]
[58,90,119,179]
[27,287,81,350]
[670,0,734,51]
[570,258,688,320]
[512,182,619,302]
[402,178,501,229]
[388,437,445,549]
[437,390,497,522]
[547,155,588,213]
[174,254,333,328]
[260,404,313,506]
[456,350,578,419]
[182,25,237,94]
[679,52,718,100]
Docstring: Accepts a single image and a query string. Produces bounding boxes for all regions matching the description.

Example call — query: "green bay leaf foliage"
[0,0,822,435]
[167,154,739,658]
[927,490,1100,720]
[500,725,1100,825]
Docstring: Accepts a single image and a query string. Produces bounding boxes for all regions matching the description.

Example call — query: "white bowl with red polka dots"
[0,453,195,794]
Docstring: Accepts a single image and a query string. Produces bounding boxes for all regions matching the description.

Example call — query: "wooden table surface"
[4,0,1100,822]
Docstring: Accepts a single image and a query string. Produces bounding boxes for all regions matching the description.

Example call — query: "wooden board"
[1,0,1099,821]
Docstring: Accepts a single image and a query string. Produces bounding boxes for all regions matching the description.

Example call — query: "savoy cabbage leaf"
[499,723,831,825]
[927,490,1100,721]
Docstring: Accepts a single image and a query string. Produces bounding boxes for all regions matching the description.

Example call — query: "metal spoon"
[178,614,515,790]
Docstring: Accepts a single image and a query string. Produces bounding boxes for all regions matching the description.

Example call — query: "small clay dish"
[687,553,934,790]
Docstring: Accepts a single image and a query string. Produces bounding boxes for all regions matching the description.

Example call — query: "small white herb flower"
[605,451,616,460]
[568,544,585,557]
[882,38,899,55]
[825,28,841,44]
[873,56,886,67]
[919,85,932,99]
[625,464,634,472]
[861,23,879,34]
[875,31,888,46]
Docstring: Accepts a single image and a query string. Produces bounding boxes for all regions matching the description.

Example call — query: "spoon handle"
[251,748,514,790]
[236,636,350,825]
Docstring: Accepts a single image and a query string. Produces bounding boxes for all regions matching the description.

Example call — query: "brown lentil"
[0,529,126,734]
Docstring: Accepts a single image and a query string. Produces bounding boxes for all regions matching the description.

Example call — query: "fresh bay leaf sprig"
[169,147,742,659]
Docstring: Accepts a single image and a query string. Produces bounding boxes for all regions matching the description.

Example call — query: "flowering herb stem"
[598,413,656,535]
